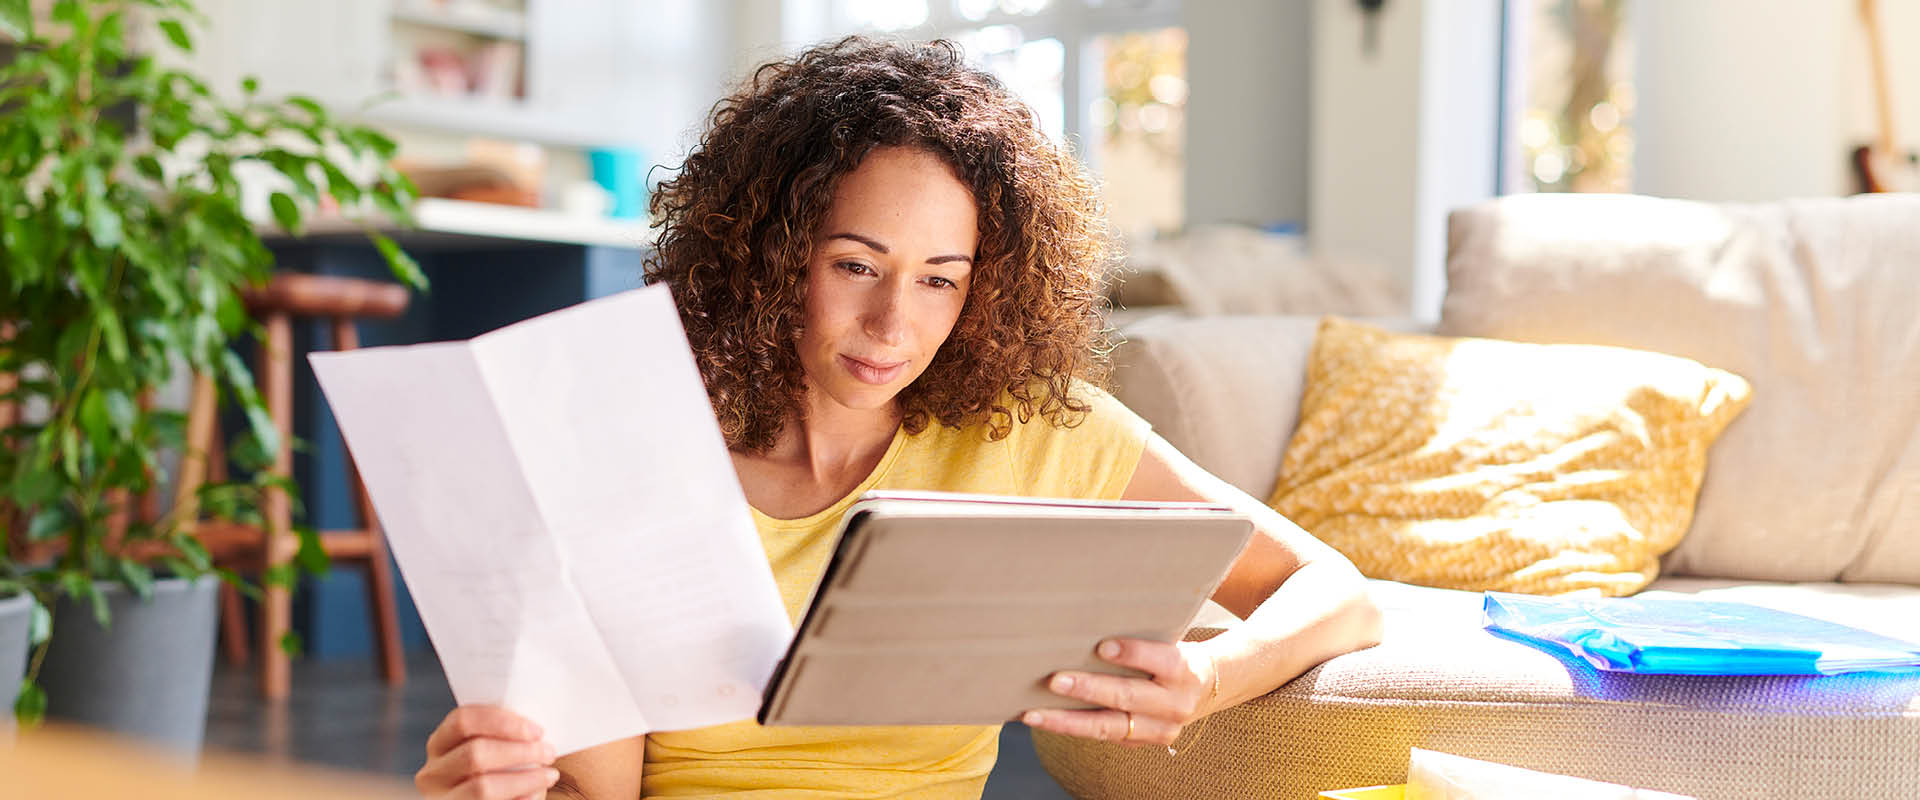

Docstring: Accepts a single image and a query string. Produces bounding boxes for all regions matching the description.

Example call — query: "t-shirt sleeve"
[1007,379,1153,500]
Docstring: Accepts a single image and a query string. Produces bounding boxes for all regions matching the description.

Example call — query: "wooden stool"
[194,273,412,700]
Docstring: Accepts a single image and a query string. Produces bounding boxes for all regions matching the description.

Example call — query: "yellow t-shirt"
[642,382,1152,799]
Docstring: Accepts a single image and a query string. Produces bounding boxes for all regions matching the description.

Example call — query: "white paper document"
[309,286,792,756]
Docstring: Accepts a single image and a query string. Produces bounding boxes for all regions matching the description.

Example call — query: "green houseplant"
[0,0,424,740]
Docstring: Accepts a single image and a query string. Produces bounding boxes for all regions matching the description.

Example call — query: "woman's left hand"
[1021,638,1216,748]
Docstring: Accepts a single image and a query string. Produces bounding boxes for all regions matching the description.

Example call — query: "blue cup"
[589,147,647,219]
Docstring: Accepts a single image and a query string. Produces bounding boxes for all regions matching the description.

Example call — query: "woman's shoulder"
[999,377,1147,442]
[997,377,1152,499]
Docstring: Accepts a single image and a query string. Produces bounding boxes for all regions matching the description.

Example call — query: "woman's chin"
[825,384,902,411]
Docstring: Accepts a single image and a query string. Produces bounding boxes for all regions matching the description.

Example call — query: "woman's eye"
[837,261,875,276]
[924,276,958,289]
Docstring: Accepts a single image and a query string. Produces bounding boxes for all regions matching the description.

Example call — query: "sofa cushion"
[1109,315,1428,499]
[1268,318,1751,597]
[1109,315,1326,498]
[1639,576,1920,642]
[1441,194,1920,585]
[1032,580,1920,799]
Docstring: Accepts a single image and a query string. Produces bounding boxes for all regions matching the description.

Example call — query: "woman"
[415,37,1381,800]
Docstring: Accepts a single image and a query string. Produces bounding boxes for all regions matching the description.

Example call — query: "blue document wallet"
[1482,592,1920,675]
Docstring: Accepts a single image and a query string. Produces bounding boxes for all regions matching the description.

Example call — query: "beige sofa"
[1034,194,1920,799]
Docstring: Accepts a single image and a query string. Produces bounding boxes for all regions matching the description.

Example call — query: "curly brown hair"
[646,36,1118,454]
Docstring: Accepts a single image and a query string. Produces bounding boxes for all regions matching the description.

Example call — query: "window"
[805,0,1186,237]
[1505,0,1634,193]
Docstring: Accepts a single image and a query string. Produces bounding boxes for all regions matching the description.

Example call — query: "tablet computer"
[757,490,1254,726]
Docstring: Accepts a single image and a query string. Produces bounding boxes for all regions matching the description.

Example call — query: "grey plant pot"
[38,574,218,757]
[0,590,30,727]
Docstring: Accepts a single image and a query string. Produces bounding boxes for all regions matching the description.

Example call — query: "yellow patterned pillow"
[1267,318,1752,596]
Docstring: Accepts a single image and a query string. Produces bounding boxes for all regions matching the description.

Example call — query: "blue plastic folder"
[1482,592,1920,675]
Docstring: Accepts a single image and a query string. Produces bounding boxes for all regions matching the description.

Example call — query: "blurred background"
[160,0,1918,318]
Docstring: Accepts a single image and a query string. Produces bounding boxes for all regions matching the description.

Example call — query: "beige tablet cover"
[759,492,1253,726]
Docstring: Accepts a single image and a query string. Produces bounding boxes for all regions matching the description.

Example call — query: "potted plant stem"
[0,0,423,752]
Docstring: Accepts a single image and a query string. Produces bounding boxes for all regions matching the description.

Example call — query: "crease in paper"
[310,286,792,755]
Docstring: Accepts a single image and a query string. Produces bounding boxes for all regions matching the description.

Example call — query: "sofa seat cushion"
[1639,576,1920,642]
[1032,580,1920,799]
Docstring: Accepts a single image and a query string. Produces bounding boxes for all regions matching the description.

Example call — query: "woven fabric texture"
[1440,193,1920,584]
[1267,318,1751,596]
[1032,581,1920,799]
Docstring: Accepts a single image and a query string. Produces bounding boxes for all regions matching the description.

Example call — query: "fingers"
[1045,639,1206,720]
[427,706,544,758]
[1046,670,1187,720]
[1021,708,1183,747]
[433,737,557,779]
[418,706,556,799]
[1094,638,1188,680]
[444,767,561,800]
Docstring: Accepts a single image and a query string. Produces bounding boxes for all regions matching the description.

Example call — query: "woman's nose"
[862,284,909,346]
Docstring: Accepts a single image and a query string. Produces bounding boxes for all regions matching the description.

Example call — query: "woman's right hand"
[415,705,560,799]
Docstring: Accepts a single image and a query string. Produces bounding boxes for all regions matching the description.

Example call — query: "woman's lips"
[839,354,907,385]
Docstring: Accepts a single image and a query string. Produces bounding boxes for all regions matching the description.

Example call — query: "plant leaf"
[134,154,165,183]
[26,506,69,541]
[85,195,124,248]
[268,191,302,235]
[59,427,80,482]
[293,523,329,576]
[348,127,398,160]
[14,680,46,726]
[287,95,325,121]
[115,558,155,601]
[158,18,192,52]
[103,389,136,434]
[278,629,303,657]
[318,162,360,204]
[11,470,60,508]
[0,0,29,41]
[263,562,296,589]
[241,75,258,95]
[27,598,50,645]
[175,535,212,572]
[216,567,262,602]
[370,232,427,290]
[81,579,110,628]
[95,306,130,364]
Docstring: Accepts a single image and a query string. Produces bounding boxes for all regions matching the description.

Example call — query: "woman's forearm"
[1193,557,1382,714]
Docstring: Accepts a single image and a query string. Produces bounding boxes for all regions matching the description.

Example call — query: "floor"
[203,651,1074,799]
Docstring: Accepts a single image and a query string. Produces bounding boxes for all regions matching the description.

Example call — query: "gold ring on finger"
[1123,712,1135,742]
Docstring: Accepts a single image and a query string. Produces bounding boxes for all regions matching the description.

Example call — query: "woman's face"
[797,146,979,414]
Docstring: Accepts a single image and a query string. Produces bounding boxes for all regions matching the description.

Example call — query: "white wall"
[1183,1,1313,229]
[1310,0,1500,319]
[1633,0,1920,200]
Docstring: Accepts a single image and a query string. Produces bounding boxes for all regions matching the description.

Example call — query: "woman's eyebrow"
[828,232,972,266]
[827,232,890,253]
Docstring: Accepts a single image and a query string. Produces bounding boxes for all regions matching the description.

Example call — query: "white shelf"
[391,2,527,40]
[287,198,655,250]
[354,95,635,150]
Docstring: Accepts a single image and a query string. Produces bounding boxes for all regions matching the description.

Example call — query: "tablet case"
[757,491,1254,726]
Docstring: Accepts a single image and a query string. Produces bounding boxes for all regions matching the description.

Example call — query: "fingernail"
[540,742,556,762]
[525,720,545,739]
[1023,711,1043,726]
[544,767,560,785]
[1099,640,1121,659]
[1051,674,1074,692]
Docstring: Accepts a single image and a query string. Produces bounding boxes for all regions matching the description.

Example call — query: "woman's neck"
[768,392,901,485]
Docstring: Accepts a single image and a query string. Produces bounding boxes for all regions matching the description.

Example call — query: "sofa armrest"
[1032,580,1920,799]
